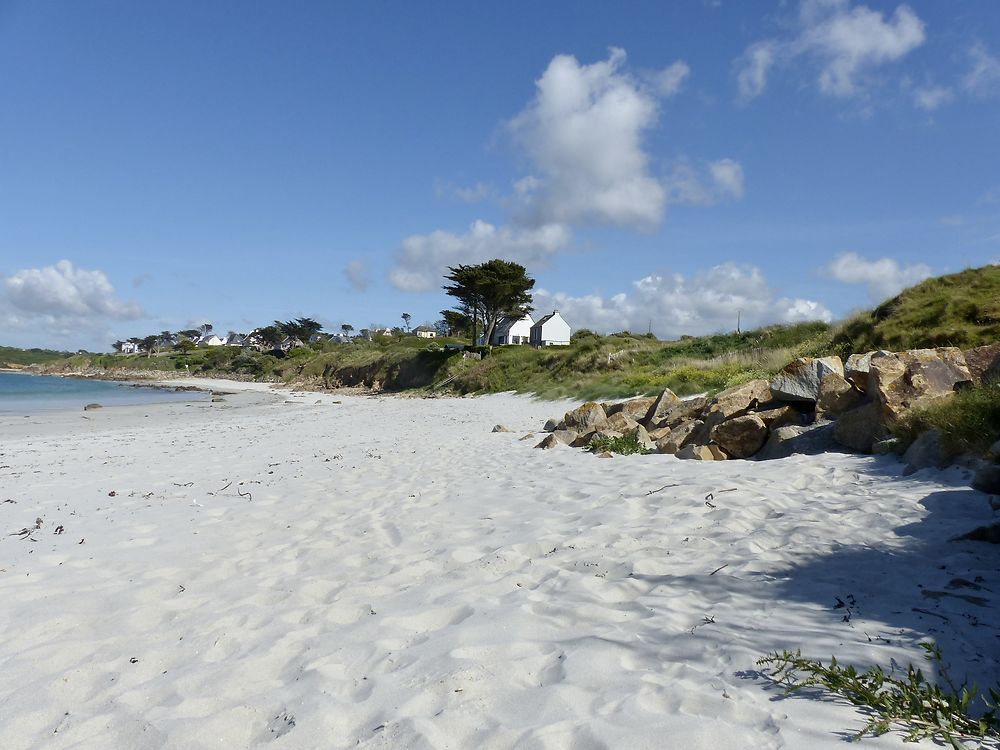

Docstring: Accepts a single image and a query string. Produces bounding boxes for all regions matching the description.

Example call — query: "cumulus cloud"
[343,259,370,292]
[822,251,932,301]
[963,42,1000,97]
[649,60,691,97]
[508,48,671,229]
[389,221,571,292]
[736,0,926,101]
[532,263,832,338]
[0,260,144,342]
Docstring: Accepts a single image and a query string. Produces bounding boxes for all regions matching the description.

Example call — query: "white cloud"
[912,85,953,111]
[0,260,144,344]
[532,263,832,338]
[343,259,370,291]
[822,251,932,300]
[389,220,571,292]
[736,41,778,102]
[736,1,926,101]
[508,48,669,229]
[649,60,691,97]
[663,158,745,206]
[963,42,1000,97]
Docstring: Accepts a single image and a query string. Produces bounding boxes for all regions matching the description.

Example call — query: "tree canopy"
[274,317,323,341]
[444,259,534,345]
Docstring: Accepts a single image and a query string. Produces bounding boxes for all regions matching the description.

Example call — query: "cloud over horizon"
[532,263,832,339]
[822,251,933,301]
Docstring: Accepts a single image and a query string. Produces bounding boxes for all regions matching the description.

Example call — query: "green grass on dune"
[0,345,75,367]
[891,379,1000,458]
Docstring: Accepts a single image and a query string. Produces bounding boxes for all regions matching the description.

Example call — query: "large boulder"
[962,343,1000,384]
[833,402,886,453]
[754,404,804,429]
[869,348,973,420]
[902,430,948,474]
[534,434,565,449]
[649,396,708,430]
[706,380,772,420]
[816,373,864,418]
[642,389,681,426]
[656,420,702,454]
[605,411,640,433]
[562,402,608,432]
[755,421,841,461]
[711,414,769,458]
[770,357,844,403]
[606,397,656,421]
[844,351,887,391]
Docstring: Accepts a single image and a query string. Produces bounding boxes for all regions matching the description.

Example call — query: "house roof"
[531,311,563,329]
[414,325,436,332]
[495,313,534,335]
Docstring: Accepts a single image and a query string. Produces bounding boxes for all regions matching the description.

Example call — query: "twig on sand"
[215,481,232,494]
[912,607,950,622]
[172,481,194,487]
[646,483,681,496]
[709,563,729,576]
[238,485,253,501]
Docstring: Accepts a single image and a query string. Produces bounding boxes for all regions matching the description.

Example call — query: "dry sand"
[0,381,997,749]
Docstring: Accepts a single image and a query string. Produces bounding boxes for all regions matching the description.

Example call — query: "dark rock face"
[756,421,842,461]
[962,343,1000,384]
[642,389,680,427]
[816,373,864,417]
[833,402,886,453]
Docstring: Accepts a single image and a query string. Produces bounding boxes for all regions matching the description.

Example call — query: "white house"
[198,334,226,347]
[490,313,534,345]
[414,325,437,339]
[116,341,141,354]
[529,310,571,347]
[224,333,246,347]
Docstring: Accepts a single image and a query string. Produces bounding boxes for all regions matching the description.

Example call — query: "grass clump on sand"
[588,433,650,455]
[890,380,1000,458]
[758,644,1000,747]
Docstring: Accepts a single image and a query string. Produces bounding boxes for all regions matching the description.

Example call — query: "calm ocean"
[0,372,206,413]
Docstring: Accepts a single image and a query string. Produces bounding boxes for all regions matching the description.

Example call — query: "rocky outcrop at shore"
[535,346,987,463]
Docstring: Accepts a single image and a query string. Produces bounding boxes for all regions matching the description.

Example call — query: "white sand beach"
[0,383,997,749]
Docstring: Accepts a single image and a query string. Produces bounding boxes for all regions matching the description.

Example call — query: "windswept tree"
[401,312,412,332]
[248,325,283,349]
[177,329,200,342]
[275,317,323,341]
[158,331,175,352]
[198,323,213,336]
[140,334,159,357]
[439,308,471,337]
[444,259,534,345]
[341,323,354,336]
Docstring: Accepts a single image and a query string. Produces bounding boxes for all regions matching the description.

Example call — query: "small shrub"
[891,380,1000,457]
[589,433,649,455]
[757,644,1000,746]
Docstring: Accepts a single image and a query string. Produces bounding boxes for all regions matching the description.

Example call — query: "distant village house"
[529,310,571,347]
[489,313,533,346]
[414,325,437,339]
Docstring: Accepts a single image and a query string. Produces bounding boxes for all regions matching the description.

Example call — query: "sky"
[1,0,999,351]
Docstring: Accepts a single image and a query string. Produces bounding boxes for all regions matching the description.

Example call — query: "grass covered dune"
[0,384,996,748]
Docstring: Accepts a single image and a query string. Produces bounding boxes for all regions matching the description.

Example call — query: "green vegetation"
[758,644,1000,747]
[829,265,1000,357]
[891,380,1000,458]
[0,345,74,367]
[588,432,649,455]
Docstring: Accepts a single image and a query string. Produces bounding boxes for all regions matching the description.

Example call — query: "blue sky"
[1,0,998,350]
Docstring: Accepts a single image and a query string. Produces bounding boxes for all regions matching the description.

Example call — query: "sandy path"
[0,391,996,749]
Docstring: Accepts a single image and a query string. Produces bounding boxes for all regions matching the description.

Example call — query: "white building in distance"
[529,310,571,347]
[490,313,533,345]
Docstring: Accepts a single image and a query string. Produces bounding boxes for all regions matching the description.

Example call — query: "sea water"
[0,372,207,413]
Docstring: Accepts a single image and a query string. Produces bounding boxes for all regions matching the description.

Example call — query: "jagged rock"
[605,412,640,432]
[902,430,948,474]
[625,424,656,451]
[519,433,535,441]
[642,388,681,426]
[770,357,844,403]
[869,348,973,420]
[711,414,769,459]
[491,424,512,433]
[676,444,724,460]
[962,343,1000,384]
[816,373,864,418]
[562,402,608,432]
[844,351,887,391]
[755,421,841,460]
[534,434,564,449]
[83,403,102,411]
[543,418,559,432]
[656,419,702,454]
[754,404,803,429]
[649,396,708,430]
[647,425,672,442]
[833,402,885,453]
[605,397,656,421]
[706,380,772,420]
